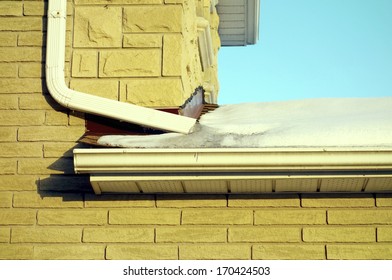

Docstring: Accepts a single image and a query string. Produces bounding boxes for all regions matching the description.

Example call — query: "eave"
[217,0,260,46]
[73,148,392,194]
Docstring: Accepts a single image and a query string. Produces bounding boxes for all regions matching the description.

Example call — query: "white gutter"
[74,148,392,174]
[73,148,392,193]
[45,0,196,134]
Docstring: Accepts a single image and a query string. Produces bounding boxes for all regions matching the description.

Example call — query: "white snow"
[98,97,392,148]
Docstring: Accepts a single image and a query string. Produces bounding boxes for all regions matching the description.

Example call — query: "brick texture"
[377,227,392,242]
[163,34,183,76]
[107,245,178,260]
[0,94,17,109]
[303,227,376,242]
[327,244,392,260]
[109,209,181,225]
[13,192,83,208]
[179,244,251,260]
[71,50,98,77]
[18,127,85,142]
[182,209,253,225]
[229,227,301,242]
[0,64,17,78]
[0,227,10,243]
[253,244,326,260]
[0,111,45,125]
[38,210,107,225]
[0,245,33,259]
[123,6,182,33]
[0,159,17,174]
[328,210,392,225]
[34,245,105,260]
[84,194,155,208]
[0,33,17,47]
[18,158,75,175]
[99,49,161,77]
[83,228,154,243]
[18,33,45,47]
[70,79,118,100]
[156,227,227,243]
[0,143,42,158]
[254,210,326,225]
[302,194,375,208]
[0,48,42,63]
[0,176,37,191]
[156,194,227,208]
[0,2,23,16]
[12,227,82,243]
[0,18,42,31]
[0,210,36,225]
[74,6,122,48]
[0,128,17,142]
[229,194,300,208]
[124,78,183,106]
[376,194,392,207]
[0,192,12,208]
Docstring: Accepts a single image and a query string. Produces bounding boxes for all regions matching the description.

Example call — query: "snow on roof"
[98,97,392,148]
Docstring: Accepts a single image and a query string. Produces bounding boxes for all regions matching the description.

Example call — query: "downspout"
[45,0,196,134]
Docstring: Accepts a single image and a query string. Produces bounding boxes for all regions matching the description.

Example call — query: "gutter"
[74,148,392,174]
[45,0,196,134]
[73,148,392,193]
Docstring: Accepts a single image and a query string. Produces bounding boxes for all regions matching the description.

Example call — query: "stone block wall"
[68,0,220,107]
[1,0,392,260]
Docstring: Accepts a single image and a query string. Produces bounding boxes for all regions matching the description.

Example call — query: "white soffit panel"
[217,0,260,46]
[320,178,365,192]
[139,181,183,193]
[183,180,228,193]
[275,178,319,192]
[230,179,273,193]
[364,177,392,192]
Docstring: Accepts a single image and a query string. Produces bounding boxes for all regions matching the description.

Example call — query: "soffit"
[89,175,392,194]
[217,0,260,46]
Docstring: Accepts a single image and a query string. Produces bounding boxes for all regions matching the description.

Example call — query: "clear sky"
[218,0,392,104]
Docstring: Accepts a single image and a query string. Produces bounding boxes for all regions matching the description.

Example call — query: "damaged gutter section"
[45,0,196,134]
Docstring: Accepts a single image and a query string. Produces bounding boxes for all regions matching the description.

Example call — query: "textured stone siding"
[1,0,392,260]
[69,0,220,107]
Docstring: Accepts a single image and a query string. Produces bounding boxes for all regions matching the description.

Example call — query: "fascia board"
[247,0,260,44]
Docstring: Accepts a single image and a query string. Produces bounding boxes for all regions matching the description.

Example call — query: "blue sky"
[218,0,392,104]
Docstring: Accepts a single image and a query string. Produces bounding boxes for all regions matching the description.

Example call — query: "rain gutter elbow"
[45,0,196,134]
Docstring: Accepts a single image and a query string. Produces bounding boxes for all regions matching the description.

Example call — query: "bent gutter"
[45,0,196,134]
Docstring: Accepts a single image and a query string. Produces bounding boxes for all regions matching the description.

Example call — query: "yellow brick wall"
[1,0,392,260]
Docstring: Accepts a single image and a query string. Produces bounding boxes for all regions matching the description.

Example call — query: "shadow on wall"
[37,163,380,204]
